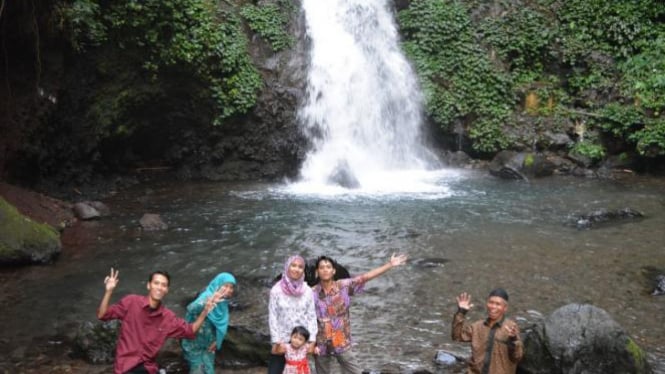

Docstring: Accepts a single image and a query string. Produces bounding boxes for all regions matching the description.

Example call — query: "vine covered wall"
[398,0,665,162]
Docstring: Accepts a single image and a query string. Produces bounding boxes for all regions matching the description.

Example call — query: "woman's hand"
[207,342,217,352]
[389,253,408,268]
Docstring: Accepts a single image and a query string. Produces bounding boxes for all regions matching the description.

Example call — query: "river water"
[1,170,664,371]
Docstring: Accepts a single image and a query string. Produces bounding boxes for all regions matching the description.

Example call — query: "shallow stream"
[1,170,664,371]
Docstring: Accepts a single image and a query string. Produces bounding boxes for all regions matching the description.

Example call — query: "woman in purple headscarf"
[268,255,318,374]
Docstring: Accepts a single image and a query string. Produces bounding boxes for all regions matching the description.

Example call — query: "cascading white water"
[294,0,444,194]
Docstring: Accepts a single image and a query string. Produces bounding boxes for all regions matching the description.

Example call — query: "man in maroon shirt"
[97,268,222,374]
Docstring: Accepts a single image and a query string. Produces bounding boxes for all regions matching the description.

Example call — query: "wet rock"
[568,207,644,229]
[74,320,119,364]
[88,201,110,216]
[489,151,556,180]
[433,350,457,365]
[412,257,449,268]
[652,275,665,296]
[139,213,168,231]
[0,197,61,265]
[327,160,360,189]
[441,150,472,168]
[73,202,101,220]
[221,326,271,367]
[520,304,651,374]
[568,151,595,168]
[489,151,528,180]
[541,131,572,150]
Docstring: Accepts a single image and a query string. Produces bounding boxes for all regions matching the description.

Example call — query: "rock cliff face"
[0,0,313,186]
[171,3,313,182]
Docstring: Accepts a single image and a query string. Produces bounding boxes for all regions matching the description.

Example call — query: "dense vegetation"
[0,0,295,183]
[399,0,665,160]
[1,0,663,185]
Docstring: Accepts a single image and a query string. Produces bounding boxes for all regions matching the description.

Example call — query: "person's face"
[287,258,305,281]
[486,296,508,322]
[316,259,336,281]
[290,333,306,349]
[219,283,235,298]
[147,274,170,303]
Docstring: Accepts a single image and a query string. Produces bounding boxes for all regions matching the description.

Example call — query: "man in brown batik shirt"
[452,288,524,374]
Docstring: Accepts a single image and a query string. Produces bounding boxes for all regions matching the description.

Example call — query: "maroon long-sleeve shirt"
[100,294,195,374]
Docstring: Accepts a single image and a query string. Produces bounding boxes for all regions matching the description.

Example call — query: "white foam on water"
[296,0,446,193]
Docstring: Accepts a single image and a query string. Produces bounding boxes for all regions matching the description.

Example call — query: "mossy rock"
[0,197,61,265]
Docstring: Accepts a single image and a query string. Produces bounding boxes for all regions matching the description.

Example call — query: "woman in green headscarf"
[182,272,236,374]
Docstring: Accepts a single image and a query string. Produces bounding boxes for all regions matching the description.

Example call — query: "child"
[271,326,313,374]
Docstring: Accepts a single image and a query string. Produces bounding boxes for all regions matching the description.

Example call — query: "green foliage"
[103,0,262,123]
[399,0,512,152]
[479,7,553,74]
[570,141,606,161]
[57,0,262,133]
[625,337,649,373]
[556,1,655,62]
[240,1,295,52]
[619,34,665,115]
[56,0,106,51]
[399,0,665,158]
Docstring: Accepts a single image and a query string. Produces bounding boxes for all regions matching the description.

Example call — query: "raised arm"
[361,253,408,283]
[451,292,474,342]
[190,289,225,334]
[97,268,119,319]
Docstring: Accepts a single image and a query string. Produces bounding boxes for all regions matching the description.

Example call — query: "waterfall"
[296,0,441,193]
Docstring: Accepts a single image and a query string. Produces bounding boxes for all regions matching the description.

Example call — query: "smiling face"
[146,273,170,307]
[290,332,307,349]
[287,258,305,281]
[486,296,508,323]
[316,259,336,281]
[219,283,235,298]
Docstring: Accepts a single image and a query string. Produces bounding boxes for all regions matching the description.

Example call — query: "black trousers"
[125,363,149,374]
[267,354,286,374]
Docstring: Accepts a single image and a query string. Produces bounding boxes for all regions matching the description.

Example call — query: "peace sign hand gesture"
[104,268,119,292]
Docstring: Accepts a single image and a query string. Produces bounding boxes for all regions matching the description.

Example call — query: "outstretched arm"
[361,253,408,283]
[97,268,119,319]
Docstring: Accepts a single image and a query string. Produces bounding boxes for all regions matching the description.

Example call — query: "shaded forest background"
[1,0,664,190]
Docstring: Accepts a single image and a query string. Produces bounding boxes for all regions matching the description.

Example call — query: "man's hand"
[456,292,473,310]
[505,322,520,339]
[104,268,119,292]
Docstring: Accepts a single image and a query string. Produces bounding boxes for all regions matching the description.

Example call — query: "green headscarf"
[192,272,236,349]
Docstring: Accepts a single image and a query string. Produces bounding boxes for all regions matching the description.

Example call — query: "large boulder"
[520,304,651,374]
[489,151,556,180]
[74,320,119,364]
[327,160,360,189]
[0,197,61,265]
